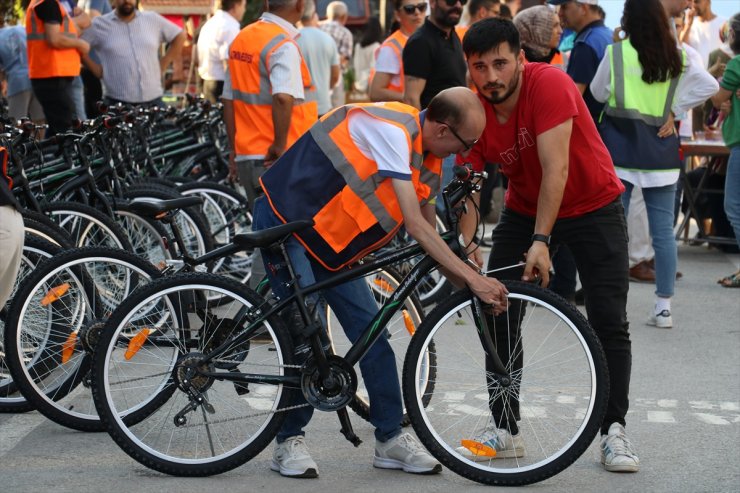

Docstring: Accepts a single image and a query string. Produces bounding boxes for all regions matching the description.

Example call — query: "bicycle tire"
[43,201,133,251]
[3,247,161,431]
[403,282,608,486]
[91,272,295,476]
[0,234,61,413]
[21,209,74,248]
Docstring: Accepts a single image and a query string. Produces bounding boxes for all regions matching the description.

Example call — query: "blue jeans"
[71,76,86,121]
[435,154,457,213]
[725,146,740,250]
[251,197,403,443]
[621,181,677,298]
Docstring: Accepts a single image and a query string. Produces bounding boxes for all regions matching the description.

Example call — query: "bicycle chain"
[176,401,312,429]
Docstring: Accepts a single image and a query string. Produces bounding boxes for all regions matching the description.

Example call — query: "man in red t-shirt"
[458,18,639,473]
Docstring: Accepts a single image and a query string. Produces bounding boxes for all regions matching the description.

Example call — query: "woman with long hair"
[711,12,740,287]
[590,0,718,328]
[353,17,384,95]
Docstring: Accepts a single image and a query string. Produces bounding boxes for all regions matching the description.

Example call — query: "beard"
[117,3,135,16]
[479,70,520,104]
[435,7,462,28]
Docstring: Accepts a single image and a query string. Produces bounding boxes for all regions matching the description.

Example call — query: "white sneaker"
[270,435,318,478]
[600,422,639,472]
[373,432,442,474]
[454,423,525,461]
[647,309,673,328]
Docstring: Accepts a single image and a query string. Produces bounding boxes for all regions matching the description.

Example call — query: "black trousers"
[202,79,224,104]
[486,198,631,435]
[80,67,103,118]
[31,77,75,136]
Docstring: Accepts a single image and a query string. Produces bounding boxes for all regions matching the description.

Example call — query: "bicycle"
[90,167,608,485]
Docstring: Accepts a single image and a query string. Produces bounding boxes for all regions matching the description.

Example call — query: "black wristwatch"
[531,233,551,246]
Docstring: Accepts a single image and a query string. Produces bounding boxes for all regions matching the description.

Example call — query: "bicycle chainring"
[301,355,357,412]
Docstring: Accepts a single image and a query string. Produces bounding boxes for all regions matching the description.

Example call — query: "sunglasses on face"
[442,0,468,7]
[401,2,427,14]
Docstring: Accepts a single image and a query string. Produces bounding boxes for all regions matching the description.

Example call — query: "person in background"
[25,0,90,135]
[711,12,740,287]
[457,0,502,40]
[512,5,562,64]
[0,146,24,310]
[77,0,110,116]
[368,0,425,103]
[197,0,245,103]
[320,1,353,108]
[352,17,382,98]
[590,0,718,329]
[0,23,45,123]
[297,0,340,116]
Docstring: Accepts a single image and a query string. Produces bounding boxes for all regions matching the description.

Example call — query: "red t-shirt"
[463,63,624,218]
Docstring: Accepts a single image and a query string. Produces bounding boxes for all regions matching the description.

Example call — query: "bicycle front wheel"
[92,273,295,476]
[403,282,608,486]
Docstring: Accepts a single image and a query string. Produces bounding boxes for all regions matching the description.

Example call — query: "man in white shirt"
[297,0,340,116]
[320,1,353,108]
[681,0,725,68]
[197,0,245,103]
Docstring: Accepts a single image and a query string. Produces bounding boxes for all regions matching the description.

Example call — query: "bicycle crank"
[301,355,357,412]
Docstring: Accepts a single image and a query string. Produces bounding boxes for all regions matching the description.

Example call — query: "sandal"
[717,271,740,288]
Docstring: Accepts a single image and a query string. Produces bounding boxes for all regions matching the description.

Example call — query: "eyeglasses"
[439,121,478,152]
[401,2,427,14]
[442,0,468,7]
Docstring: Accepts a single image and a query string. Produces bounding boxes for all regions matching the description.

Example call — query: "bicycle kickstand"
[337,408,362,447]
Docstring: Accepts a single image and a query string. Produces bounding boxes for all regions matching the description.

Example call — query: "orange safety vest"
[369,30,409,95]
[455,25,468,41]
[228,20,318,156]
[25,0,81,79]
[260,102,442,271]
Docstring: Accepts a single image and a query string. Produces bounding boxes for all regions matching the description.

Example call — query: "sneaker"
[373,432,442,474]
[600,422,639,472]
[454,423,525,461]
[647,309,673,328]
[270,436,318,478]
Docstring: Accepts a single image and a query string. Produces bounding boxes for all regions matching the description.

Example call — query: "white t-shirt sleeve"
[374,45,401,75]
[268,41,305,100]
[348,111,412,179]
[218,23,240,62]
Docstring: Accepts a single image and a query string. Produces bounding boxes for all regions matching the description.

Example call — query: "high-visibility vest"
[228,20,318,156]
[600,39,686,171]
[260,102,442,271]
[25,0,81,79]
[369,30,409,95]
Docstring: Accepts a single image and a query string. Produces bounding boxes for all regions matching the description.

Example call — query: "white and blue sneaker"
[600,422,639,472]
[647,309,673,328]
[455,423,525,461]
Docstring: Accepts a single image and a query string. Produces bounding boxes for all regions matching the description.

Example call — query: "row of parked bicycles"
[0,98,609,486]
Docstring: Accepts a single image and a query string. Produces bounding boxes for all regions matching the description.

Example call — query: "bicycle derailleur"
[172,352,216,427]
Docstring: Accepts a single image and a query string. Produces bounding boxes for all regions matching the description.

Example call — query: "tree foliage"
[0,0,24,26]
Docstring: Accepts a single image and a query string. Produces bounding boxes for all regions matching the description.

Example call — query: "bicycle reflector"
[460,439,497,458]
[61,332,78,364]
[373,277,393,293]
[125,328,152,360]
[402,310,416,336]
[41,283,71,306]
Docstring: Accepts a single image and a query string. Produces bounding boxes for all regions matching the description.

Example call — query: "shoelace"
[605,433,636,458]
[287,436,309,456]
[396,433,424,454]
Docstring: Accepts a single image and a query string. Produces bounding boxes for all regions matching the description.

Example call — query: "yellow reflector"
[460,439,497,458]
[41,283,71,306]
[61,332,77,364]
[402,310,416,336]
[125,329,151,360]
[372,277,393,293]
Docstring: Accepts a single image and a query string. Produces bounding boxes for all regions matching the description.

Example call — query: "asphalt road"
[1,244,738,493]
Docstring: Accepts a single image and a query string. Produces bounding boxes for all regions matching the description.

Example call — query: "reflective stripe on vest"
[260,103,441,271]
[229,20,317,156]
[369,31,407,94]
[604,41,682,127]
[25,0,81,79]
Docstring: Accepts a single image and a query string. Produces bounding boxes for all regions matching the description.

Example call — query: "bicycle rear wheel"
[91,273,295,476]
[403,282,608,486]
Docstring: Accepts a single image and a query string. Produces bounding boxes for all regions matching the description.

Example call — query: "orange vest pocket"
[313,187,376,253]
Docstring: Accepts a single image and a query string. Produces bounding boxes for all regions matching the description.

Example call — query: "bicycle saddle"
[232,219,315,249]
[126,196,204,217]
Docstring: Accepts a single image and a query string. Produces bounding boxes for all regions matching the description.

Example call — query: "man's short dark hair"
[462,17,520,58]
[220,0,242,11]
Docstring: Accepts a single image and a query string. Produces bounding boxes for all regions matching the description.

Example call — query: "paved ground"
[1,243,738,493]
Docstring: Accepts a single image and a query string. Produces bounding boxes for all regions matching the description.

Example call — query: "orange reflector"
[125,328,151,360]
[61,332,77,364]
[402,310,416,336]
[373,277,393,293]
[41,283,71,306]
[460,439,497,458]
